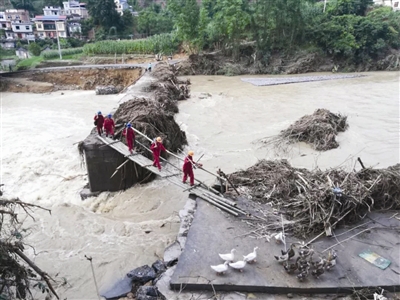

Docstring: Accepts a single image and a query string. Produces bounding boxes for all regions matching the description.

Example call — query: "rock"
[163,241,181,267]
[80,188,101,200]
[95,85,120,95]
[151,260,166,275]
[127,265,157,284]
[101,276,132,300]
[136,286,165,300]
[287,293,294,298]
[127,292,134,299]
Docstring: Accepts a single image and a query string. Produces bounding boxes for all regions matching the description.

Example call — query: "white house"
[114,0,130,15]
[34,15,68,39]
[63,1,88,18]
[0,40,15,49]
[11,20,35,40]
[43,6,64,16]
[0,11,9,30]
[373,0,400,10]
[15,47,30,59]
[68,22,82,35]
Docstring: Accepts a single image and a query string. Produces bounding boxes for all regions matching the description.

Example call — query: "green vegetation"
[83,33,179,55]
[28,42,41,56]
[164,0,400,63]
[6,0,399,65]
[0,48,17,59]
[41,47,84,59]
[16,56,43,70]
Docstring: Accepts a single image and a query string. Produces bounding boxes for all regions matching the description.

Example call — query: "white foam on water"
[1,71,399,298]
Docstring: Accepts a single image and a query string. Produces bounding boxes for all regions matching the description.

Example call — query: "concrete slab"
[170,198,400,294]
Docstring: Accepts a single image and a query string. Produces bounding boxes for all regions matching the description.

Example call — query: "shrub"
[28,43,41,56]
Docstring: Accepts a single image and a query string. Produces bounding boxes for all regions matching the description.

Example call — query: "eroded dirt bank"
[178,50,400,76]
[0,67,142,93]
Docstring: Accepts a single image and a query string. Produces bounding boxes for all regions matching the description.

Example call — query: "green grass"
[16,56,44,70]
[41,47,84,59]
[83,34,180,55]
[51,52,85,60]
[0,48,17,59]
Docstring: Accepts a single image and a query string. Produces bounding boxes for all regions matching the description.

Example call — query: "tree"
[168,0,200,53]
[137,6,173,37]
[121,9,136,35]
[326,0,373,16]
[86,0,122,31]
[0,197,59,299]
[80,18,94,38]
[10,0,34,12]
[213,0,250,59]
[28,42,41,56]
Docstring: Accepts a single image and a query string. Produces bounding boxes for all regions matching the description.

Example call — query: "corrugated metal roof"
[34,15,67,21]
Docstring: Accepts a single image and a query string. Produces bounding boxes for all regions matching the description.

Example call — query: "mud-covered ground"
[0,67,142,93]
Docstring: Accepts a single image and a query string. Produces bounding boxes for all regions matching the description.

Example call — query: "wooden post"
[218,169,240,196]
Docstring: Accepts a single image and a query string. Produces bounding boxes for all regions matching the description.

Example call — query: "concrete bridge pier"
[82,132,155,194]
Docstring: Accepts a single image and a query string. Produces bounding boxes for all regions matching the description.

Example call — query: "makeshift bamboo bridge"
[97,127,247,217]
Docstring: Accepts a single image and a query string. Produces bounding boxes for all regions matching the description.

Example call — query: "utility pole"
[55,20,62,59]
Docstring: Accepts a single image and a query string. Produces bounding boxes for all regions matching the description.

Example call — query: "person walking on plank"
[104,114,115,138]
[123,123,135,154]
[182,150,203,186]
[94,111,104,136]
[150,137,166,171]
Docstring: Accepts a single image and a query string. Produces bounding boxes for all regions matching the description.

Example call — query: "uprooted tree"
[0,197,59,300]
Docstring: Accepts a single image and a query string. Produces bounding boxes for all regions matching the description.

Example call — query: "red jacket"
[150,141,166,157]
[104,118,115,130]
[94,114,104,126]
[183,155,194,172]
[123,127,135,140]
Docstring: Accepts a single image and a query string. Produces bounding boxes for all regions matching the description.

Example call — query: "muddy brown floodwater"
[1,71,398,299]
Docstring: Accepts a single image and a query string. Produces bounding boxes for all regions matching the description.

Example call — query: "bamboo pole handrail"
[131,126,228,183]
[133,139,224,197]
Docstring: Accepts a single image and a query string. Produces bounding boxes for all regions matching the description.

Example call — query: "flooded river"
[1,71,399,299]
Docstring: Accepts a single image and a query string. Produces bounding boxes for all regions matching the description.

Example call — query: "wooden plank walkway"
[97,135,245,216]
[97,136,180,179]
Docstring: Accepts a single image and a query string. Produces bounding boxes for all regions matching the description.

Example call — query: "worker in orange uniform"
[182,150,202,186]
[122,123,135,154]
[94,111,104,136]
[104,114,115,138]
[150,137,166,171]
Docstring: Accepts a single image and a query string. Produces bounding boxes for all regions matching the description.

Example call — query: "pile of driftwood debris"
[113,97,187,159]
[265,109,348,151]
[148,63,190,113]
[230,160,400,238]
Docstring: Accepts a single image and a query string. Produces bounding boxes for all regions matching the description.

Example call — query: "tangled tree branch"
[0,197,59,300]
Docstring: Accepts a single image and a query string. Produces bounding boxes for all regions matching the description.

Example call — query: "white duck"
[210,261,229,275]
[274,232,286,245]
[219,249,236,262]
[229,259,247,272]
[243,247,258,263]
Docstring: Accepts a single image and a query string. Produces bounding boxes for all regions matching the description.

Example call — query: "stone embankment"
[101,198,197,300]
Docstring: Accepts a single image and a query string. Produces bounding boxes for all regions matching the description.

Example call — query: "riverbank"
[178,49,400,76]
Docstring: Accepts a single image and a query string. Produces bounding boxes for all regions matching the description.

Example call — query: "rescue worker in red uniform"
[150,137,166,171]
[182,151,202,186]
[104,113,115,138]
[94,111,104,136]
[122,123,135,153]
